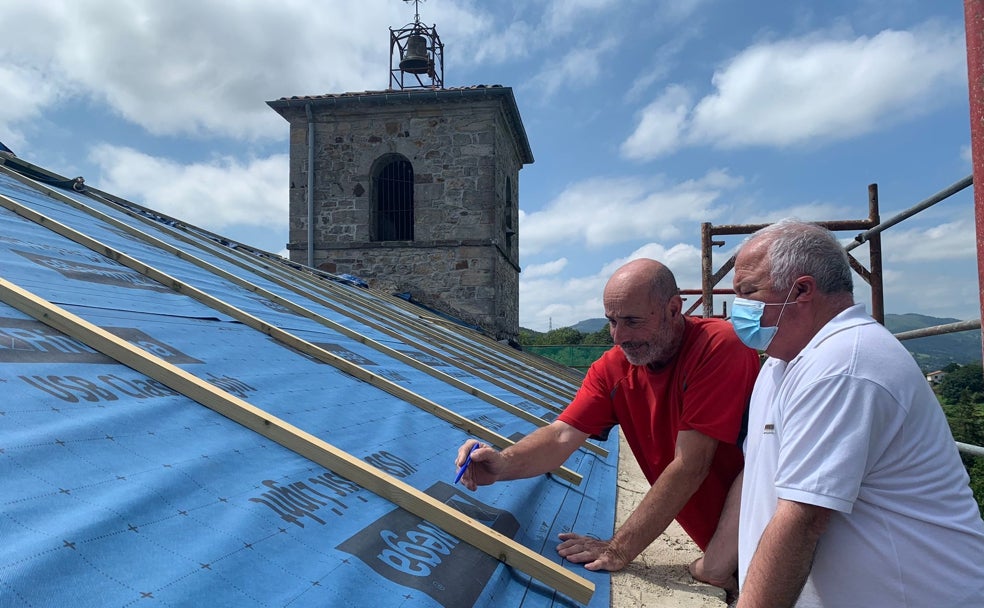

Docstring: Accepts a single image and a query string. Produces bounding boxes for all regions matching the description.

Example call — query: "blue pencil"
[454,443,480,484]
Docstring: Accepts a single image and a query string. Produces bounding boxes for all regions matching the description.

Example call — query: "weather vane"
[403,0,425,24]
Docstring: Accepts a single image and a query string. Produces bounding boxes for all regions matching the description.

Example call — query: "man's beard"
[620,337,676,368]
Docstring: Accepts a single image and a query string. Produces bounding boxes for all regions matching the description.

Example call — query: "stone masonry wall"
[280,93,523,340]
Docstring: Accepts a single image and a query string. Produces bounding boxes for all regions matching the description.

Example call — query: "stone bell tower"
[267,3,533,340]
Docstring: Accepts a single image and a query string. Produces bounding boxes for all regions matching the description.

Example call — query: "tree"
[969,457,984,517]
[941,387,984,518]
[582,325,614,345]
[543,327,583,345]
[948,389,984,448]
[939,363,984,405]
[518,328,542,346]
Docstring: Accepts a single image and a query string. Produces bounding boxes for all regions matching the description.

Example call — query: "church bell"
[400,34,430,74]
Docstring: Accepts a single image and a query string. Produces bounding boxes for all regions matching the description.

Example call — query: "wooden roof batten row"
[0,157,585,410]
[0,189,584,487]
[0,166,594,450]
[0,162,604,458]
[0,276,594,605]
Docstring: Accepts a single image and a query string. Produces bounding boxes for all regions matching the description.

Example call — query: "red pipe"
[966,0,984,362]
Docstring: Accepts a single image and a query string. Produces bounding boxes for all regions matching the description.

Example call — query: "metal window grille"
[376,159,414,241]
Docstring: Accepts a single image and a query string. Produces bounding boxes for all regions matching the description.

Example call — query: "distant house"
[927,370,947,384]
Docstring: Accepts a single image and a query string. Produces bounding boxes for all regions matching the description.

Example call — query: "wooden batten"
[0,191,584,485]
[0,277,595,605]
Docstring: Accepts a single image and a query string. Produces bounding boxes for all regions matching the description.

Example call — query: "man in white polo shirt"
[731,218,984,607]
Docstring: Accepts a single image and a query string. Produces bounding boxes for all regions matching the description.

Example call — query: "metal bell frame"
[389,21,444,90]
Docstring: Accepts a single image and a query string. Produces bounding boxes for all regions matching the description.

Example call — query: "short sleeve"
[557,350,621,440]
[775,374,904,513]
[678,325,760,444]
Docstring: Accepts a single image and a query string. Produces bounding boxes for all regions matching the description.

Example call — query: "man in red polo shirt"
[456,258,758,596]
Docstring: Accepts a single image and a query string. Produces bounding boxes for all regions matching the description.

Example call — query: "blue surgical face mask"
[730,284,798,351]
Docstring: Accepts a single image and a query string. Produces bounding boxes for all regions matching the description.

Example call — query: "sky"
[0,0,979,332]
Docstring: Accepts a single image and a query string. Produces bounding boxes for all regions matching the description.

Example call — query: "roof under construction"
[0,152,618,607]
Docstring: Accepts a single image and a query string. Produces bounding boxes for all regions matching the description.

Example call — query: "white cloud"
[524,37,619,100]
[691,24,966,147]
[519,169,741,255]
[655,0,714,24]
[0,1,972,332]
[621,22,967,159]
[621,85,692,159]
[597,241,705,296]
[735,202,856,226]
[881,217,976,262]
[624,31,697,104]
[881,263,980,320]
[523,257,568,279]
[0,64,74,150]
[520,270,609,330]
[0,1,441,141]
[519,241,705,330]
[0,64,65,124]
[465,19,537,65]
[89,144,288,232]
[542,0,620,36]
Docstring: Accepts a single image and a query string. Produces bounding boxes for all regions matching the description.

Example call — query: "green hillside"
[570,318,608,333]
[527,313,981,373]
[884,313,981,372]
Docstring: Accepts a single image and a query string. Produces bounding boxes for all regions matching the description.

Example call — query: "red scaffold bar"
[965,0,984,362]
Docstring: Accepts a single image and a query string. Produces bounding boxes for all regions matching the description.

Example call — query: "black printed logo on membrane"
[337,482,520,608]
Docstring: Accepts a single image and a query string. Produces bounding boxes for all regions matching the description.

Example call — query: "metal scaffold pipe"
[845,175,973,252]
[958,441,984,458]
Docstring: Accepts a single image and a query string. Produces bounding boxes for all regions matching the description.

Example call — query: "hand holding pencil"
[453,440,502,491]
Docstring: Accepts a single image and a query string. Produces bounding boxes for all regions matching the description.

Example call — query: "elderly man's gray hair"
[745,218,854,295]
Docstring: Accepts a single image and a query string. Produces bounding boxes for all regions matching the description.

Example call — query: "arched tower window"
[373,155,414,241]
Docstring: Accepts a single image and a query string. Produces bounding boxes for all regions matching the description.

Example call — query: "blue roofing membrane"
[0,161,617,607]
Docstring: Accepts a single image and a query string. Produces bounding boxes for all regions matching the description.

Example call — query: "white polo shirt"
[739,304,984,607]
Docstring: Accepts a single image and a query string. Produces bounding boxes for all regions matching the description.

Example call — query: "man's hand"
[556,532,631,572]
[454,441,503,491]
[454,422,589,490]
